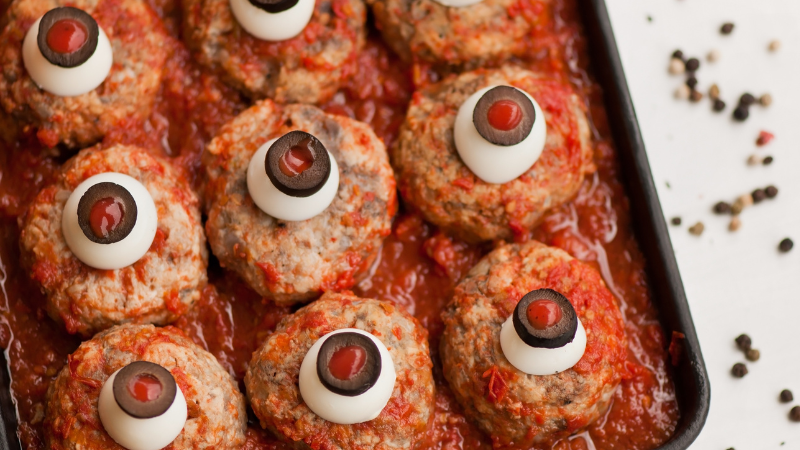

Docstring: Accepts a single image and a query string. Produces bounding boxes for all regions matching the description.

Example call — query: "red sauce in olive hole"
[328,345,367,381]
[486,99,523,131]
[46,18,88,55]
[89,197,125,239]
[526,299,563,330]
[279,138,315,177]
[127,373,163,403]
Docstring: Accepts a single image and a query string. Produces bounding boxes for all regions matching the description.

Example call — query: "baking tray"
[0,0,710,448]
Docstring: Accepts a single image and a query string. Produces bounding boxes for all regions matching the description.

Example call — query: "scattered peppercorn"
[707,49,720,62]
[740,93,756,106]
[747,155,761,166]
[689,90,703,102]
[760,93,773,106]
[729,216,742,232]
[731,362,748,378]
[713,99,726,112]
[735,334,752,351]
[669,58,685,75]
[731,200,744,215]
[745,348,760,362]
[752,189,766,203]
[779,238,794,253]
[763,156,774,165]
[686,76,698,89]
[671,217,682,226]
[790,406,800,422]
[708,84,720,99]
[721,22,735,34]
[713,201,732,214]
[765,185,779,198]
[756,130,775,146]
[685,58,700,72]
[688,222,704,236]
[733,105,749,121]
[781,390,794,403]
[675,85,691,100]
[672,49,685,60]
[769,40,782,52]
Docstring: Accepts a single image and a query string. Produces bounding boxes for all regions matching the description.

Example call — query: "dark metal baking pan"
[0,0,709,448]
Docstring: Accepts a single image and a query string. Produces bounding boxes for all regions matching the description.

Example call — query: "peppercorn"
[769,40,781,52]
[672,49,685,60]
[669,58,685,75]
[713,201,732,214]
[675,85,691,100]
[735,334,752,351]
[685,58,700,72]
[733,105,749,121]
[689,89,703,102]
[707,49,720,62]
[779,238,794,253]
[688,222,704,236]
[781,390,794,403]
[708,84,720,99]
[745,348,760,362]
[729,216,741,232]
[713,99,726,112]
[790,406,800,422]
[731,363,748,378]
[721,22,734,34]
[752,189,766,203]
[747,155,761,166]
[765,185,779,198]
[671,217,682,226]
[686,76,698,89]
[731,200,744,215]
[740,93,756,106]
[760,93,773,106]
[763,156,774,165]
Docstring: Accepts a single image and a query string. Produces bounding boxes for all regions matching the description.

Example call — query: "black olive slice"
[265,130,331,198]
[77,181,138,245]
[316,332,381,397]
[37,7,99,68]
[113,361,177,419]
[472,86,536,147]
[247,0,300,13]
[512,289,578,349]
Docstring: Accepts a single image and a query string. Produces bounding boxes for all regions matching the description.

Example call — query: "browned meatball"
[245,291,435,450]
[183,0,365,104]
[19,145,208,336]
[0,0,169,148]
[44,324,247,449]
[440,241,627,447]
[392,65,593,243]
[203,100,397,305]
[369,0,547,67]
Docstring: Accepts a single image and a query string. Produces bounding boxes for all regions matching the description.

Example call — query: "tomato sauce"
[0,0,678,449]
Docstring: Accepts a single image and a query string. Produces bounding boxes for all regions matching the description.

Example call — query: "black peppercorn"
[713,99,726,112]
[780,389,794,403]
[765,185,778,198]
[671,217,682,226]
[790,406,800,422]
[735,334,752,350]
[779,238,794,253]
[672,49,685,61]
[685,58,700,72]
[752,189,766,203]
[733,105,749,121]
[686,76,698,89]
[763,156,774,165]
[721,22,734,34]
[740,93,756,106]
[731,362,748,378]
[714,201,732,214]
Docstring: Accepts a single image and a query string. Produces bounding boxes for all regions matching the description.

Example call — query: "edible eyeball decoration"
[247,130,340,222]
[98,361,188,450]
[433,0,483,7]
[22,7,113,97]
[61,172,158,270]
[454,85,547,184]
[299,328,397,425]
[230,0,315,41]
[500,289,587,375]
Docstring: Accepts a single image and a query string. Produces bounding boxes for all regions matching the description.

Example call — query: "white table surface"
[604,0,800,448]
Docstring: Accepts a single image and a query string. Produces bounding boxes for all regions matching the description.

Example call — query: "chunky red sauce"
[128,373,162,403]
[88,197,125,238]
[329,345,367,381]
[0,0,679,449]
[46,18,87,54]
[527,300,562,330]
[487,100,523,132]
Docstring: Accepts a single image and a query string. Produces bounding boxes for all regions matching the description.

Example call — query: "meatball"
[203,100,396,305]
[183,0,365,104]
[392,65,593,243]
[0,0,169,148]
[369,0,544,67]
[19,145,208,336]
[44,324,247,449]
[245,291,435,450]
[440,241,627,447]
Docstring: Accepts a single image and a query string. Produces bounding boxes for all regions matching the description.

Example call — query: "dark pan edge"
[0,350,19,450]
[580,0,710,448]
